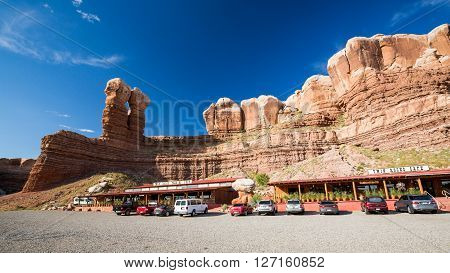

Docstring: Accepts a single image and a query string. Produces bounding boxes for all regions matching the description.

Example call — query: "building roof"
[88,186,230,198]
[131,177,241,189]
[269,168,450,186]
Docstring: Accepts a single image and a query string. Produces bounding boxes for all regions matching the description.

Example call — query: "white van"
[73,197,94,206]
[174,199,208,216]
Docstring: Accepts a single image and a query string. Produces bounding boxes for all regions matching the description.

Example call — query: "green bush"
[221,204,228,212]
[249,172,270,187]
[251,193,262,204]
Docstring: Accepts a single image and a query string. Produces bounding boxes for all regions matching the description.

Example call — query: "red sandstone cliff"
[21,24,450,193]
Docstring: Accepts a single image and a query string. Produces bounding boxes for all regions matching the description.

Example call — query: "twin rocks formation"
[203,75,340,134]
[21,24,450,193]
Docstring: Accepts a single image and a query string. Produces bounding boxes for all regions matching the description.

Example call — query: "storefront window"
[442,180,450,192]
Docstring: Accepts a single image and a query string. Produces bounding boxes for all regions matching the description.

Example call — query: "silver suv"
[257,200,277,215]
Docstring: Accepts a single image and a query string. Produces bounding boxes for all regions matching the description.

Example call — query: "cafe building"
[270,166,450,202]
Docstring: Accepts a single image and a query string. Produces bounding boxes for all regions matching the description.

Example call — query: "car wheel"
[384,210,389,214]
[258,212,261,215]
[365,208,370,215]
[407,206,415,214]
[431,210,438,214]
[361,206,365,212]
[204,208,208,214]
[395,205,400,212]
[191,210,196,217]
[125,210,131,216]
[287,212,290,215]
[336,211,340,215]
[178,214,183,217]
[244,211,248,216]
[165,211,170,217]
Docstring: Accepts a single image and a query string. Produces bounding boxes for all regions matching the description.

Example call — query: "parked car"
[174,199,208,216]
[286,199,305,215]
[394,194,438,214]
[361,197,388,214]
[257,200,277,215]
[136,201,158,216]
[113,200,139,216]
[319,200,339,215]
[154,205,174,217]
[229,203,253,216]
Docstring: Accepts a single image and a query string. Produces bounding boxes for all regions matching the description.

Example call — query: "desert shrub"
[249,172,270,187]
[251,193,262,204]
[221,204,228,212]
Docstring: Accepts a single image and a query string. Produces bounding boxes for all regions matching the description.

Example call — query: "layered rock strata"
[22,24,450,192]
[0,158,35,194]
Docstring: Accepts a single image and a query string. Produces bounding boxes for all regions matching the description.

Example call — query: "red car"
[229,203,253,216]
[361,197,388,214]
[136,201,158,216]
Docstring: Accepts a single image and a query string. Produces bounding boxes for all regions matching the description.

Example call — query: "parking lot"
[0,210,449,252]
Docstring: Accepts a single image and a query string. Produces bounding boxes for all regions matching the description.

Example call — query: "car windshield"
[320,201,335,205]
[368,197,384,202]
[287,200,300,204]
[259,201,271,205]
[233,204,244,207]
[410,195,432,201]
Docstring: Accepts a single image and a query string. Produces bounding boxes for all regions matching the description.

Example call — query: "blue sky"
[0,0,449,158]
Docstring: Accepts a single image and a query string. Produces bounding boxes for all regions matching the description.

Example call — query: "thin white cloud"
[72,0,83,7]
[76,10,100,23]
[42,3,54,14]
[46,110,71,118]
[390,0,450,26]
[59,124,95,134]
[52,50,122,68]
[78,128,95,133]
[59,124,72,130]
[0,12,121,68]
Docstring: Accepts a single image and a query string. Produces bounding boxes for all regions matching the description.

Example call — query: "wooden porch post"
[274,186,277,202]
[157,194,160,204]
[298,184,302,199]
[324,183,329,200]
[145,194,148,204]
[417,178,424,194]
[352,181,358,200]
[383,180,389,199]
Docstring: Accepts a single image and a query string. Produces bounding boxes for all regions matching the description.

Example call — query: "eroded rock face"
[241,95,284,130]
[101,78,150,149]
[326,24,450,148]
[328,24,449,97]
[202,98,243,133]
[0,158,35,194]
[21,24,450,193]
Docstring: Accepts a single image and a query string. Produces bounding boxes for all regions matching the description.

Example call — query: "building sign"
[368,165,429,175]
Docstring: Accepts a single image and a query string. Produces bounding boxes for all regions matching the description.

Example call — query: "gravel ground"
[0,210,449,253]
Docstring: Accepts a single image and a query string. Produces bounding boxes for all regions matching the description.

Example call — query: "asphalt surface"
[0,210,449,253]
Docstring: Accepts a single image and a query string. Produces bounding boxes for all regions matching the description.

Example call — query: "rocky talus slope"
[15,24,450,193]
